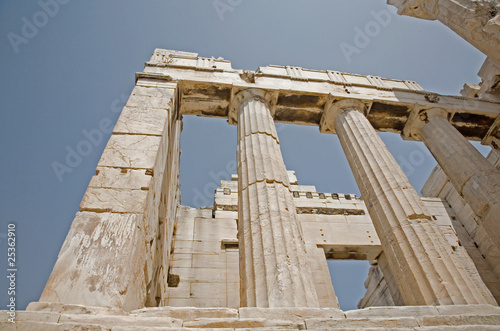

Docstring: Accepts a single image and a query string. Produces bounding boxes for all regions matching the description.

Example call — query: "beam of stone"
[323,99,497,306]
[139,49,500,140]
[418,112,500,253]
[388,0,500,65]
[232,89,319,308]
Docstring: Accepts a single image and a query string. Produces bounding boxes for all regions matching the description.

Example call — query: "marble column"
[322,99,496,306]
[419,113,500,252]
[232,89,319,308]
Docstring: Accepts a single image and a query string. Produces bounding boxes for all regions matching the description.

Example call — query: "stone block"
[10,311,60,323]
[421,314,500,326]
[114,107,169,136]
[112,327,195,331]
[26,302,126,315]
[345,214,374,225]
[0,311,59,324]
[345,305,439,318]
[40,212,147,311]
[58,314,182,328]
[130,306,238,320]
[0,321,68,331]
[297,214,320,223]
[142,168,164,242]
[171,267,226,283]
[173,217,195,241]
[423,327,500,330]
[314,283,339,308]
[191,282,226,301]
[435,304,500,316]
[192,253,227,269]
[90,167,152,190]
[226,262,240,283]
[301,222,380,248]
[226,250,239,263]
[166,279,191,299]
[80,187,148,213]
[226,282,240,308]
[173,240,222,255]
[239,307,344,322]
[182,317,303,329]
[170,253,192,268]
[193,218,237,241]
[213,210,238,219]
[305,317,419,329]
[98,134,162,169]
[166,297,226,308]
[125,86,175,109]
[214,195,237,207]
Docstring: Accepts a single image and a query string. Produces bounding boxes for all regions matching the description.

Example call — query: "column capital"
[319,98,367,134]
[404,107,448,140]
[228,88,277,125]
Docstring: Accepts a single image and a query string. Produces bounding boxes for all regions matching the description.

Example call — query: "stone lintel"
[135,58,500,142]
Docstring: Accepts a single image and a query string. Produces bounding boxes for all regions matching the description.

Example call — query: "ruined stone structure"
[3,1,500,328]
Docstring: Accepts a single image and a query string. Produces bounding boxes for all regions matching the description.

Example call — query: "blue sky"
[0,0,490,311]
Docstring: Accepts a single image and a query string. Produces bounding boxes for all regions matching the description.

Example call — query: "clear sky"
[0,0,490,311]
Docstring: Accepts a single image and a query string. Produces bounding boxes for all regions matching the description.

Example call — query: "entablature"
[137,49,500,144]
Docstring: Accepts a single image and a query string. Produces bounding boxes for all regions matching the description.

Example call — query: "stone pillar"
[231,89,319,308]
[418,112,500,252]
[388,0,500,66]
[39,81,181,311]
[321,99,496,306]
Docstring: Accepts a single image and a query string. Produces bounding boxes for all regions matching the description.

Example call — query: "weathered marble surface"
[420,115,500,255]
[328,100,496,306]
[40,82,181,311]
[2,303,499,330]
[234,90,319,308]
[35,48,500,326]
[422,150,500,304]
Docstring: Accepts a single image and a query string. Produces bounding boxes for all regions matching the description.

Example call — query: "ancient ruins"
[3,0,500,329]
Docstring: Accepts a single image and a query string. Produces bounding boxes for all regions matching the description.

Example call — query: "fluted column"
[232,89,319,308]
[419,113,500,252]
[322,99,496,306]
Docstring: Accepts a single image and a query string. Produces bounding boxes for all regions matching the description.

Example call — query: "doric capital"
[387,0,436,20]
[319,98,366,134]
[228,88,277,125]
[403,107,448,140]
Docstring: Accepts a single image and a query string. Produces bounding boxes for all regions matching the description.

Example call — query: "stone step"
[2,304,499,330]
